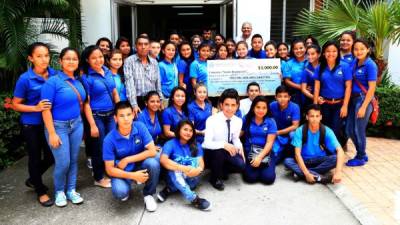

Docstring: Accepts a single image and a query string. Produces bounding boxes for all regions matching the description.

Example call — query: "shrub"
[0,93,25,169]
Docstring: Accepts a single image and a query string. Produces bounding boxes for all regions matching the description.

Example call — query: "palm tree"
[0,0,82,91]
[293,0,399,81]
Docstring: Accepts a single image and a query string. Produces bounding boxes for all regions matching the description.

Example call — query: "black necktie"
[226,119,231,144]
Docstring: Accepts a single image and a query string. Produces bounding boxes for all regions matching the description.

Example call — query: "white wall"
[81,0,112,46]
[388,42,400,85]
[236,0,271,41]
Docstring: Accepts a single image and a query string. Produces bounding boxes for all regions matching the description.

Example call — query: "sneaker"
[293,173,300,182]
[319,173,333,185]
[121,196,129,202]
[210,179,224,191]
[144,195,157,212]
[86,158,93,169]
[191,196,211,211]
[94,178,111,188]
[66,190,84,204]
[363,155,369,162]
[346,158,366,167]
[55,191,67,207]
[157,187,171,202]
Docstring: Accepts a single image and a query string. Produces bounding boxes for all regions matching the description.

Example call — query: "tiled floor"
[342,137,400,225]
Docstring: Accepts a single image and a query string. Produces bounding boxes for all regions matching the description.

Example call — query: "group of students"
[11,26,377,212]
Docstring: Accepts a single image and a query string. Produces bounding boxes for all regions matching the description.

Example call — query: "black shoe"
[191,196,211,211]
[210,179,224,191]
[222,173,229,181]
[38,195,54,207]
[319,173,333,185]
[292,173,301,182]
[25,179,35,189]
[157,187,171,202]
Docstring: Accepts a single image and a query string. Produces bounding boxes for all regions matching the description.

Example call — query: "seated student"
[239,82,261,117]
[247,34,267,59]
[269,85,300,163]
[157,120,211,210]
[162,86,188,139]
[103,101,160,212]
[137,91,162,145]
[284,104,344,184]
[241,96,277,184]
[202,88,246,191]
[188,83,212,144]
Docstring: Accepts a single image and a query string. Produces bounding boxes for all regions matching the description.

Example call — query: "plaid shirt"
[123,54,163,106]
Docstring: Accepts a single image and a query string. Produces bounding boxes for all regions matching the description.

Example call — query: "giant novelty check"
[207,58,281,96]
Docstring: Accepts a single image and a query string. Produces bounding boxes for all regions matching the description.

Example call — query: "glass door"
[220,0,234,39]
[111,0,136,44]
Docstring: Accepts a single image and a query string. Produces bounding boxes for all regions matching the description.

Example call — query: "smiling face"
[248,85,260,101]
[199,46,210,60]
[180,44,192,59]
[220,98,238,118]
[162,43,176,61]
[241,23,252,38]
[28,46,50,72]
[192,37,201,49]
[226,41,236,54]
[307,48,320,64]
[88,49,104,71]
[265,44,277,58]
[293,42,306,59]
[353,42,369,61]
[173,89,186,108]
[215,35,224,45]
[115,107,134,130]
[236,43,248,59]
[278,45,289,59]
[324,44,339,64]
[60,50,79,74]
[195,85,208,102]
[109,52,123,71]
[340,34,354,53]
[254,101,268,119]
[146,94,161,113]
[169,34,180,45]
[179,123,193,143]
[119,41,131,55]
[251,37,263,52]
[217,46,228,59]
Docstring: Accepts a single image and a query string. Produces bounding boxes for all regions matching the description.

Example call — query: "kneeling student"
[103,101,160,212]
[158,120,211,211]
[284,104,344,184]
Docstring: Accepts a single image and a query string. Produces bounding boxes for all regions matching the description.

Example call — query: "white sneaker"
[144,195,157,212]
[121,196,129,202]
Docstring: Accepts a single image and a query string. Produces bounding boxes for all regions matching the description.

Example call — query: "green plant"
[375,86,400,126]
[0,93,25,169]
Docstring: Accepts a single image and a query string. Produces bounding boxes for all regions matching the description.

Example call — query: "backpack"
[302,123,327,151]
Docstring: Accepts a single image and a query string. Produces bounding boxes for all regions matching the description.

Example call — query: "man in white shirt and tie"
[202,88,246,190]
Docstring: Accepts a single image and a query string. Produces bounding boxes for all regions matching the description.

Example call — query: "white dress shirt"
[202,111,243,151]
[239,98,252,118]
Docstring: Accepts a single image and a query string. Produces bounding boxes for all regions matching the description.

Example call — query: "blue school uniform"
[162,106,188,133]
[137,108,162,143]
[41,72,86,121]
[292,125,340,159]
[269,101,300,130]
[282,58,307,85]
[341,53,354,65]
[13,67,57,125]
[189,59,208,86]
[162,138,204,167]
[351,57,378,94]
[248,49,267,59]
[112,73,127,101]
[103,121,153,171]
[301,63,319,93]
[242,116,277,151]
[315,62,352,99]
[159,59,178,98]
[81,66,116,112]
[177,58,193,93]
[188,101,212,144]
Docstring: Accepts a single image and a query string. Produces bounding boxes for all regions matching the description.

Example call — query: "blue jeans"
[45,116,83,193]
[321,102,346,146]
[346,95,373,159]
[243,153,276,184]
[166,171,200,202]
[284,155,337,177]
[91,112,115,181]
[111,156,160,200]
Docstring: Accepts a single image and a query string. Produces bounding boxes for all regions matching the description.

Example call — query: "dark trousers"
[321,102,347,146]
[243,154,276,184]
[284,155,337,177]
[22,124,54,196]
[91,112,115,181]
[204,149,245,182]
[82,114,92,158]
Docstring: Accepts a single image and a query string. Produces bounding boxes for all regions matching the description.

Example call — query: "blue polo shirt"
[292,125,340,159]
[162,138,203,167]
[137,108,162,143]
[282,58,307,84]
[159,59,178,98]
[41,72,86,121]
[269,101,300,131]
[13,67,57,125]
[81,66,115,112]
[177,58,192,89]
[242,116,277,151]
[189,59,208,86]
[351,57,378,94]
[112,73,127,101]
[188,101,212,144]
[301,63,319,93]
[248,49,267,59]
[315,62,352,99]
[341,53,354,65]
[162,106,188,133]
[103,121,153,172]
